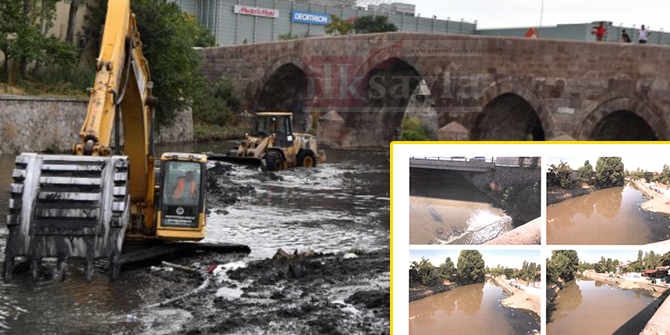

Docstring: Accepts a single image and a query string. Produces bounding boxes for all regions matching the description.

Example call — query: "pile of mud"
[140,250,390,335]
[205,163,256,209]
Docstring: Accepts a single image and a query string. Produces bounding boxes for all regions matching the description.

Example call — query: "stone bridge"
[199,32,670,147]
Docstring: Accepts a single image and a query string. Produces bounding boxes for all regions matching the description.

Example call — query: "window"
[162,161,202,206]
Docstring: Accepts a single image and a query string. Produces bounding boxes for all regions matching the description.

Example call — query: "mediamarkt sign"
[234,5,279,18]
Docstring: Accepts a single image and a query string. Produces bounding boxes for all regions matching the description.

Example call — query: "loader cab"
[254,112,293,147]
[155,153,207,240]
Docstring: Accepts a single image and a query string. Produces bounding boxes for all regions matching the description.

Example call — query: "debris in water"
[125,314,138,323]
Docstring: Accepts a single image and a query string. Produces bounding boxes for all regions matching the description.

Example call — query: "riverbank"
[634,180,670,216]
[582,271,669,297]
[492,276,541,318]
[546,281,563,302]
[409,282,457,302]
[547,185,596,205]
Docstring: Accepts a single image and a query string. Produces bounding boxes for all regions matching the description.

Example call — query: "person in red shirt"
[592,22,607,42]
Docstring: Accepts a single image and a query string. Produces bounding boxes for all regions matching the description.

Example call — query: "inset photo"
[410,157,541,245]
[547,249,670,335]
[409,249,541,335]
[547,157,670,245]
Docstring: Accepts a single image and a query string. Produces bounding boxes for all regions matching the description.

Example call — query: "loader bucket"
[3,153,130,282]
[206,153,264,168]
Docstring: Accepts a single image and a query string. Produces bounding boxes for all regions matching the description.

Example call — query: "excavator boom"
[3,0,205,283]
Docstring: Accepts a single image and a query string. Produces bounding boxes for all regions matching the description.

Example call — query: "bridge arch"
[252,56,310,131]
[577,98,667,141]
[471,81,550,141]
[347,55,426,143]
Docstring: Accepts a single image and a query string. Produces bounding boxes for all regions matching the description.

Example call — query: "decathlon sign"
[234,5,279,18]
[291,11,329,25]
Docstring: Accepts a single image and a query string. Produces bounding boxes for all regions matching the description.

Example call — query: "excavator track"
[3,154,130,282]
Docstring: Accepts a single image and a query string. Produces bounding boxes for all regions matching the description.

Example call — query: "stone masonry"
[200,32,670,147]
[0,95,193,154]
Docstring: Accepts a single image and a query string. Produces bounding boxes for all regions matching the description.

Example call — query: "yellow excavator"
[3,0,210,282]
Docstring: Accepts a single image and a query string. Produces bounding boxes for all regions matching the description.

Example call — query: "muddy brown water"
[547,183,670,244]
[410,169,512,245]
[409,279,539,335]
[0,142,390,334]
[547,276,661,335]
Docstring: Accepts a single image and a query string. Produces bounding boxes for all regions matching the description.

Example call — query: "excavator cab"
[155,153,207,241]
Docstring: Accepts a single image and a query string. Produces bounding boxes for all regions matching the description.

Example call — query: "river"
[547,183,670,244]
[410,169,512,245]
[548,276,661,335]
[409,279,539,335]
[0,142,390,334]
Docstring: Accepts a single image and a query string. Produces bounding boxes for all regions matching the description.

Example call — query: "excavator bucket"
[3,153,130,282]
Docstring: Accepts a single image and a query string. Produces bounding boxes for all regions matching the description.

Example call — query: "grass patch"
[194,124,251,142]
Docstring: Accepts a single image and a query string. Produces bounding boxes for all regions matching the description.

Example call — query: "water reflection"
[409,280,538,335]
[547,184,670,244]
[548,276,660,335]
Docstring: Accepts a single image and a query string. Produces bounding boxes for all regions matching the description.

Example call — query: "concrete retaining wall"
[639,297,670,335]
[0,95,193,154]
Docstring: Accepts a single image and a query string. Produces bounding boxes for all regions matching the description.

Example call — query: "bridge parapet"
[410,157,494,172]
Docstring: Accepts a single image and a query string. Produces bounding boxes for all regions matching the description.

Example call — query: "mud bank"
[634,180,670,217]
[139,250,390,334]
[582,272,669,297]
[205,163,257,209]
[492,276,541,318]
[409,283,457,302]
[546,282,562,303]
[547,186,596,205]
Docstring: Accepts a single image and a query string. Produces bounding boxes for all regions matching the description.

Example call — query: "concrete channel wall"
[0,95,193,154]
[640,297,670,335]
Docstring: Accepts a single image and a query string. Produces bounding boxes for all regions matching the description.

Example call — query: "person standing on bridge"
[592,22,607,42]
[621,29,632,43]
[639,25,651,44]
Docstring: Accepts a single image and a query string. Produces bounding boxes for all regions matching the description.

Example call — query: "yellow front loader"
[3,0,209,282]
[212,112,326,171]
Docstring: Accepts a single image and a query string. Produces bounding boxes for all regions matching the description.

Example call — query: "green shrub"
[401,115,428,141]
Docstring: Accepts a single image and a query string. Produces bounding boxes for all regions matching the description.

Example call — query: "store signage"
[234,5,279,18]
[291,11,329,25]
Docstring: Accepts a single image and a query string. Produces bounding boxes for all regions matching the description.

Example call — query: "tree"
[503,268,515,279]
[353,15,398,34]
[547,161,573,189]
[595,157,625,188]
[547,250,579,284]
[661,252,670,266]
[577,160,594,183]
[410,258,435,286]
[437,257,455,281]
[0,0,76,82]
[65,0,80,44]
[325,15,353,35]
[83,0,216,129]
[457,250,485,284]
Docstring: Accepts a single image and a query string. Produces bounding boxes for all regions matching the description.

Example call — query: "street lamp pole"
[540,0,545,27]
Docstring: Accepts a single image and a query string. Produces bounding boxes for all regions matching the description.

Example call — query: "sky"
[577,250,669,264]
[545,157,670,172]
[409,250,541,269]
[392,0,670,30]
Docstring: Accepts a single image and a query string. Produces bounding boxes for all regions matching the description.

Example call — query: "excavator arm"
[76,0,156,232]
[1,0,203,283]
